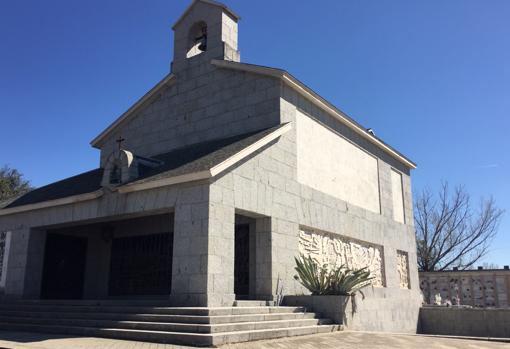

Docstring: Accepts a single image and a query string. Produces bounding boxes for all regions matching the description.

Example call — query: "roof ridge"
[172,0,240,30]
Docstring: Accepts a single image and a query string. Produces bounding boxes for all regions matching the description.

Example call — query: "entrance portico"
[39,214,174,300]
[2,184,275,306]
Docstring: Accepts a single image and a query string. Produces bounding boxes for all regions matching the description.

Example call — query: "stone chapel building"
[0,0,421,337]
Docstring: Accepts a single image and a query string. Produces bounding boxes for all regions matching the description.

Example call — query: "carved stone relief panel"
[298,228,385,287]
[397,250,410,289]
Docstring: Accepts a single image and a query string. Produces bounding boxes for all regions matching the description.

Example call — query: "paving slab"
[0,330,509,349]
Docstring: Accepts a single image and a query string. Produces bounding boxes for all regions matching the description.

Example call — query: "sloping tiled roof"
[131,124,283,185]
[5,169,104,209]
[3,125,284,210]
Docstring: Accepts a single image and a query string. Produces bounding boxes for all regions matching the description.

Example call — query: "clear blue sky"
[1,1,508,265]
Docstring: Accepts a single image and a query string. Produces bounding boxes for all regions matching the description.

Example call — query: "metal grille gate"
[108,232,173,296]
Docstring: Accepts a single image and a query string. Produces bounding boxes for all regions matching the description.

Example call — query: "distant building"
[420,267,510,307]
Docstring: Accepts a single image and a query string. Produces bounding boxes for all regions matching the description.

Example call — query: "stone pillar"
[3,228,28,298]
[270,217,300,301]
[255,217,272,299]
[83,233,111,299]
[23,228,46,298]
[170,185,210,306]
[208,185,235,306]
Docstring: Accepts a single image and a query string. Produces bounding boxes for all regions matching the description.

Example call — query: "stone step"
[0,304,306,316]
[6,299,172,307]
[0,302,339,345]
[209,319,333,334]
[0,322,213,347]
[0,309,319,324]
[0,322,341,346]
[208,312,319,324]
[0,315,331,333]
[233,300,275,307]
[211,324,342,345]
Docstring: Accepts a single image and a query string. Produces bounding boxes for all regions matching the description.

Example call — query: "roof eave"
[0,190,104,217]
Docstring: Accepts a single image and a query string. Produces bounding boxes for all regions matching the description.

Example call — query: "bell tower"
[171,0,240,73]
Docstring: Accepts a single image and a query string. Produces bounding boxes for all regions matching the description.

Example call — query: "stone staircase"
[0,300,341,346]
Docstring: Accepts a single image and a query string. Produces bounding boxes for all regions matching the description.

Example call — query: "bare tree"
[415,182,504,271]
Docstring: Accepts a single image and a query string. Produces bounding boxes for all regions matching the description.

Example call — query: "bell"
[195,26,207,52]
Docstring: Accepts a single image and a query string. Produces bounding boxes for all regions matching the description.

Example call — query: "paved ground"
[0,331,508,349]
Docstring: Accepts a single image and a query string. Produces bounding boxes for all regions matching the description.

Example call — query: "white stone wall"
[391,169,405,223]
[296,110,380,214]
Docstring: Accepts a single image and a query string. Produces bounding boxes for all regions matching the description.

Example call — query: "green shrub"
[293,254,374,296]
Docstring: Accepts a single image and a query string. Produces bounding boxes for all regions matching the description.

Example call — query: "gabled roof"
[211,60,417,169]
[90,59,415,169]
[172,0,240,30]
[1,123,291,215]
[90,73,175,148]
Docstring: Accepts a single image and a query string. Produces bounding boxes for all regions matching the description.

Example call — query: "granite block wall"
[420,307,510,338]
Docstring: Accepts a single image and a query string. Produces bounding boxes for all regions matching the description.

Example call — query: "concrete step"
[0,322,214,347]
[209,318,333,333]
[0,309,319,324]
[208,312,320,324]
[6,299,172,307]
[211,324,342,345]
[233,300,275,307]
[0,304,306,316]
[0,322,341,346]
[0,315,331,333]
[0,302,339,346]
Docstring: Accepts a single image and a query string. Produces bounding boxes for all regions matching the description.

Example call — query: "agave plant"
[328,265,374,295]
[294,254,374,296]
[293,255,330,295]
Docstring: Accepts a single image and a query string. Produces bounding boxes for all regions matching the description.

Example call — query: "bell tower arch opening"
[171,0,240,73]
[186,21,208,58]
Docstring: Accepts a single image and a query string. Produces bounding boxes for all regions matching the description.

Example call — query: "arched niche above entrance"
[101,149,138,188]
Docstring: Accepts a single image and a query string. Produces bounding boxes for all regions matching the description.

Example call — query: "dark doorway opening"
[108,232,173,296]
[234,223,250,298]
[41,233,88,299]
